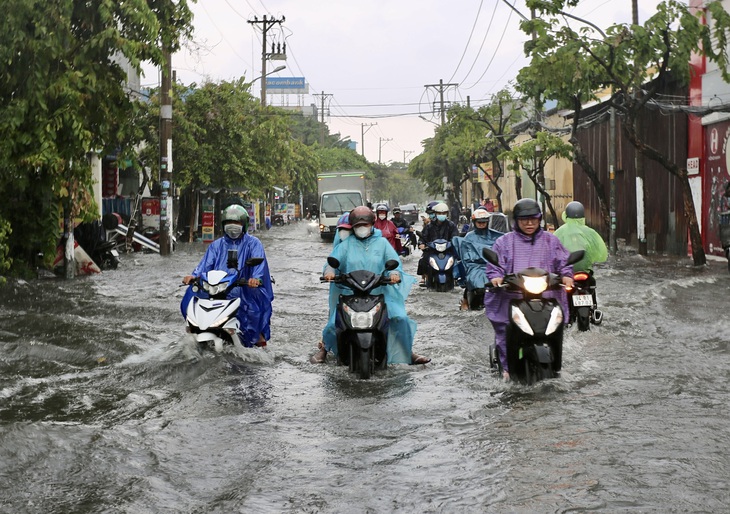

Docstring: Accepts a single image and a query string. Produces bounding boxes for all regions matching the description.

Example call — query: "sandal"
[411,353,431,365]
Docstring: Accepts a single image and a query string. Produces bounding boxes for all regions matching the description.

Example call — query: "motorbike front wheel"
[358,347,373,379]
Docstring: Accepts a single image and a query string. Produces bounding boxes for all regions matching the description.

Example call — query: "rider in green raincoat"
[553,201,607,272]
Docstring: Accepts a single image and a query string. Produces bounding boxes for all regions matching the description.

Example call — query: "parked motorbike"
[181,255,264,354]
[422,239,457,292]
[483,247,584,385]
[566,269,603,331]
[73,220,120,270]
[321,256,400,379]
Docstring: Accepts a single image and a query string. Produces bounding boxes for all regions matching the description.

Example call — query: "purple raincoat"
[484,228,573,324]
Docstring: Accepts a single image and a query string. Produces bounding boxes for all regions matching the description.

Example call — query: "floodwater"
[1,223,729,513]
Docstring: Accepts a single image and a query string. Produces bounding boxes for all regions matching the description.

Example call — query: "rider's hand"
[562,276,574,288]
[324,272,336,281]
[389,272,401,284]
[490,277,503,287]
[183,275,195,285]
[247,277,262,288]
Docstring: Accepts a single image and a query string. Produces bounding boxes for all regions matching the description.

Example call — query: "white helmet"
[432,202,449,214]
[472,208,490,221]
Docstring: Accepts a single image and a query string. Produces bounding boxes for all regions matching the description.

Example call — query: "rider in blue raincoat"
[453,207,505,309]
[312,206,430,365]
[182,205,274,346]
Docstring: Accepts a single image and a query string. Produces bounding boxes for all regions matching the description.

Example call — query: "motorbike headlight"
[523,275,548,295]
[444,256,455,270]
[435,242,448,252]
[343,303,381,329]
[545,305,564,335]
[205,282,228,295]
[511,306,534,336]
[429,257,440,270]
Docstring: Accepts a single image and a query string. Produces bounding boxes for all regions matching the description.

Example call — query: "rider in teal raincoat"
[313,206,430,365]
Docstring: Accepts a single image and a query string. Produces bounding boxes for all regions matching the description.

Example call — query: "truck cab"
[319,189,364,240]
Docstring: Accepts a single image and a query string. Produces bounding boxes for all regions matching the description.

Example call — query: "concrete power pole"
[247,15,286,107]
[424,79,458,126]
[632,0,647,255]
[361,122,377,157]
[379,138,392,164]
[159,47,173,256]
[314,92,332,145]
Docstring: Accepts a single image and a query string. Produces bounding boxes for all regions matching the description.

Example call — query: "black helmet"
[565,201,585,219]
[425,201,439,214]
[512,198,542,221]
[349,206,375,227]
[392,207,401,214]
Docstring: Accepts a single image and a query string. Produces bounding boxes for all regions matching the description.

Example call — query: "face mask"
[224,224,243,239]
[339,229,351,241]
[378,214,387,220]
[436,214,447,222]
[429,213,436,220]
[354,226,372,239]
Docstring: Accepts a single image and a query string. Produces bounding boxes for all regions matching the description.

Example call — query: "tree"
[0,0,193,276]
[500,131,574,227]
[519,0,730,265]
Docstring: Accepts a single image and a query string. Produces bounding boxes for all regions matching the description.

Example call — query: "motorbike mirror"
[245,257,264,267]
[482,247,500,266]
[327,256,341,269]
[227,249,239,269]
[566,250,585,266]
[384,259,399,271]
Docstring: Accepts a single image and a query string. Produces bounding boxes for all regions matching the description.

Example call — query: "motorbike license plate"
[572,294,592,307]
[111,249,119,257]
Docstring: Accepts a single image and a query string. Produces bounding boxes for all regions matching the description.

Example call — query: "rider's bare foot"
[310,341,327,364]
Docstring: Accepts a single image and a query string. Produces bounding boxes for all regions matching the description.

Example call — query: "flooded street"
[2,223,730,513]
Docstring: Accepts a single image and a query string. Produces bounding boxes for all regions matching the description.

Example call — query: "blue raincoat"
[181,233,274,345]
[453,227,505,290]
[322,224,358,351]
[322,228,417,364]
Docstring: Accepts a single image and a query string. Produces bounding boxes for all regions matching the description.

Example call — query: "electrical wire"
[446,0,485,84]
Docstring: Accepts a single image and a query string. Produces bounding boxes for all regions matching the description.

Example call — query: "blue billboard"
[265,77,306,89]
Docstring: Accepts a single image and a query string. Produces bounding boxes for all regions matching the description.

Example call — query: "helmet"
[349,206,375,227]
[565,201,585,219]
[425,201,439,214]
[471,208,490,221]
[337,213,352,229]
[432,202,449,214]
[221,204,249,231]
[512,198,542,220]
[392,207,401,214]
[375,203,389,213]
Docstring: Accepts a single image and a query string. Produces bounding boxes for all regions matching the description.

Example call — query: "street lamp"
[256,65,286,107]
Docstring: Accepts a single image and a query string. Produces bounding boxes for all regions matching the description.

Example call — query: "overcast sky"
[142,0,663,165]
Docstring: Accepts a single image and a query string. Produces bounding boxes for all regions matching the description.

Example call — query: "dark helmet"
[349,206,375,227]
[565,201,585,219]
[375,203,389,213]
[392,207,402,214]
[425,201,439,214]
[221,204,249,232]
[512,198,542,221]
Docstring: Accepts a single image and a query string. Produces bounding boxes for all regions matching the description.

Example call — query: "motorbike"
[181,254,264,354]
[73,220,120,270]
[483,247,584,385]
[566,269,603,331]
[397,226,417,257]
[422,238,457,292]
[321,256,400,379]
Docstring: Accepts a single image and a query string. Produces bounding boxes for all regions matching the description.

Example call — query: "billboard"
[265,77,308,95]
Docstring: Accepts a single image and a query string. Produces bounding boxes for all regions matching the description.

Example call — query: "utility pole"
[609,104,617,255]
[247,15,286,107]
[314,92,332,145]
[159,47,173,256]
[361,122,377,157]
[378,137,392,164]
[404,150,414,164]
[632,0,647,255]
[424,79,458,125]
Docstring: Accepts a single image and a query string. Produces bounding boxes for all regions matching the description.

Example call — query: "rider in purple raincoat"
[484,198,573,381]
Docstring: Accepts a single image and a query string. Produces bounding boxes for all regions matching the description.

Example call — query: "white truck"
[317,170,367,240]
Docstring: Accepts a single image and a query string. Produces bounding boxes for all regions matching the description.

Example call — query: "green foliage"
[0,0,192,274]
[0,215,12,284]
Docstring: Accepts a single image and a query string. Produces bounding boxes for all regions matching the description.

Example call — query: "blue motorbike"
[423,239,457,292]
